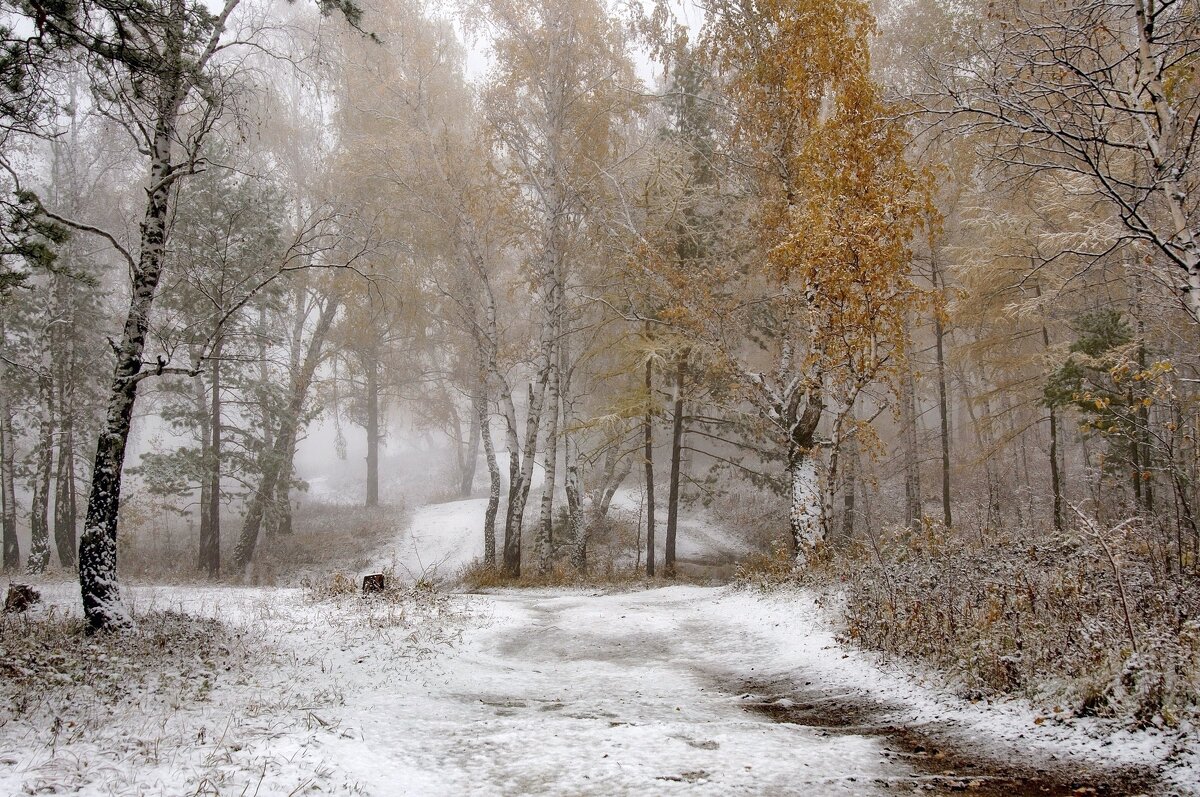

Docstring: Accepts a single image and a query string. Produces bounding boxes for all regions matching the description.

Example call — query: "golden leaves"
[705,0,934,394]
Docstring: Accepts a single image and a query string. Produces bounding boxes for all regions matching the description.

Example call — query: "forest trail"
[316,586,1155,796]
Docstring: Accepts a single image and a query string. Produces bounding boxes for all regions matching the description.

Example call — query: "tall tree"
[699,0,933,558]
[32,0,367,628]
[479,0,640,575]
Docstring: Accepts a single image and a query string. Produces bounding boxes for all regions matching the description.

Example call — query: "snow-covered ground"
[368,497,490,579]
[1,499,1192,795]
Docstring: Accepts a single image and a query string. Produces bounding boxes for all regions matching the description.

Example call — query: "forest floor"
[0,499,1194,796]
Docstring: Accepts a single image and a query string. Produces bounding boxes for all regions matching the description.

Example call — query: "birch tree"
[701,0,933,559]
[25,0,366,629]
[478,0,640,575]
[931,0,1200,325]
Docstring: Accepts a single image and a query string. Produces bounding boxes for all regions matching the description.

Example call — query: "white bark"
[790,452,824,560]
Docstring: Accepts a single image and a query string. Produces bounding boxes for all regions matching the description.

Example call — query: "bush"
[733,538,796,589]
[809,517,1200,727]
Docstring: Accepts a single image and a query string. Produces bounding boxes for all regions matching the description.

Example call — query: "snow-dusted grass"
[0,581,471,796]
[778,522,1200,728]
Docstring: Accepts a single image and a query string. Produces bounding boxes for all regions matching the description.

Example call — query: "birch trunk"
[597,452,631,521]
[1131,0,1200,325]
[564,430,585,571]
[233,297,339,573]
[499,381,525,577]
[476,386,500,566]
[788,446,824,559]
[535,354,561,574]
[561,344,585,572]
[840,434,859,541]
[504,375,548,577]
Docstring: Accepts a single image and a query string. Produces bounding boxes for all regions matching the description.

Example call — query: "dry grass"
[755,518,1200,728]
[247,502,410,585]
[733,538,797,588]
[0,608,249,717]
[457,557,715,591]
[708,483,789,555]
[302,567,470,650]
[116,498,408,585]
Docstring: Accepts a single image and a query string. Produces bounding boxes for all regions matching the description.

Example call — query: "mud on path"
[728,675,1157,796]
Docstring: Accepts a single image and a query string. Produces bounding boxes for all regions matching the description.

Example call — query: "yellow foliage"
[701,0,934,407]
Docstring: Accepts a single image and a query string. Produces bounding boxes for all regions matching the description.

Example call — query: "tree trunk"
[1130,0,1200,326]
[53,370,77,569]
[840,430,860,542]
[789,445,824,560]
[597,451,631,521]
[199,339,222,577]
[27,371,53,574]
[476,386,499,566]
[664,354,686,578]
[365,348,379,507]
[535,353,561,574]
[933,304,953,527]
[233,296,339,573]
[272,461,294,535]
[1029,283,1064,530]
[503,372,548,578]
[459,388,480,498]
[52,272,77,569]
[1,393,18,572]
[194,367,212,564]
[78,17,188,628]
[1135,296,1154,514]
[499,384,524,577]
[900,352,922,530]
[561,340,586,572]
[644,353,656,578]
[564,432,586,572]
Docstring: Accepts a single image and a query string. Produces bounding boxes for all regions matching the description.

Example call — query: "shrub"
[809,517,1200,727]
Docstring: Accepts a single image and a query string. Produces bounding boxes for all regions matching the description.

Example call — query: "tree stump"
[362,573,386,594]
[4,584,40,614]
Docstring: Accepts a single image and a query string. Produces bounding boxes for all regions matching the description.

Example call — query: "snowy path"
[320,587,901,795]
[371,497,489,579]
[309,586,1159,796]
